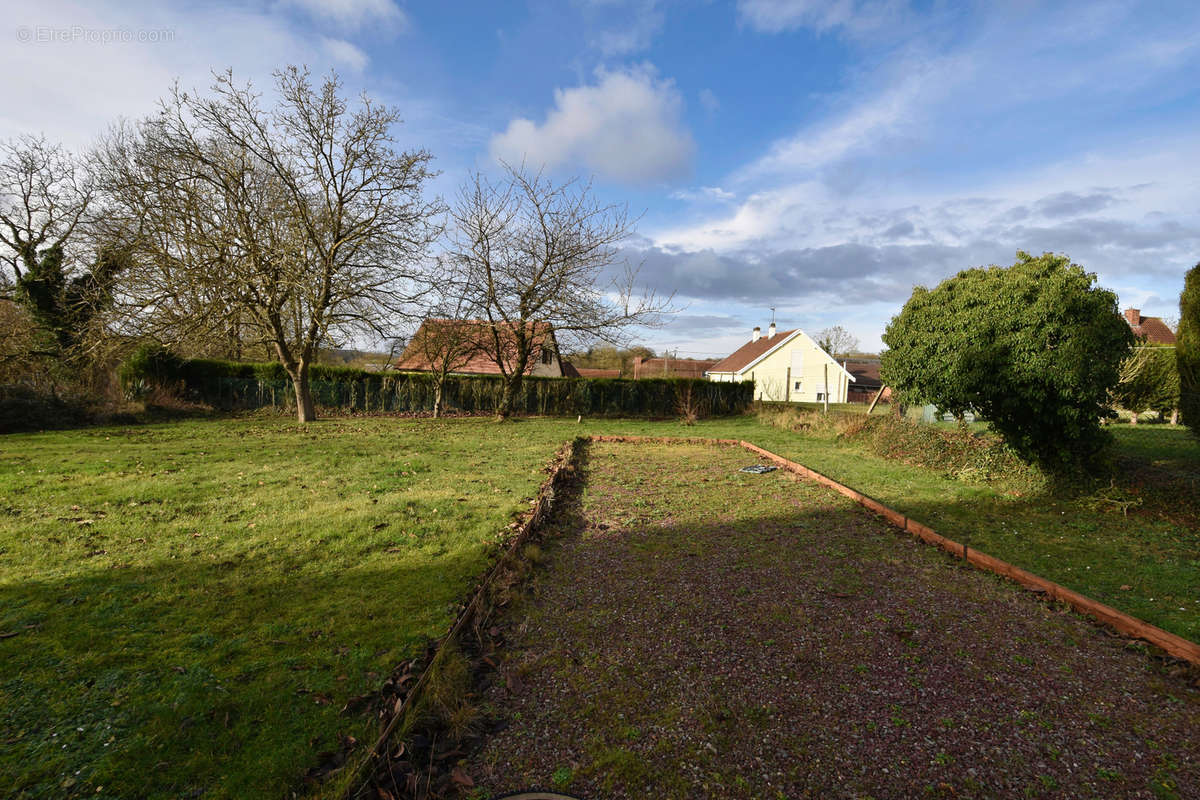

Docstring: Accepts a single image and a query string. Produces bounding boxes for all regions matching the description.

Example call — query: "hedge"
[120,348,754,418]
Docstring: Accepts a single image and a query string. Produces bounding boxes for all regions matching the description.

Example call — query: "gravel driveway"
[467,441,1200,799]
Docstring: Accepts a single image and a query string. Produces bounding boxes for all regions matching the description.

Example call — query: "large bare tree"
[99,67,442,421]
[0,136,121,370]
[0,135,93,295]
[451,163,669,418]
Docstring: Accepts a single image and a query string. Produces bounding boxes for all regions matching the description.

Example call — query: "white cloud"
[321,37,368,71]
[698,88,719,115]
[737,0,905,36]
[489,65,695,184]
[0,1,424,154]
[590,0,664,56]
[277,0,407,30]
[670,186,735,202]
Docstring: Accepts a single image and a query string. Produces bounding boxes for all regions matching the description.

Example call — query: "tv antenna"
[769,307,776,325]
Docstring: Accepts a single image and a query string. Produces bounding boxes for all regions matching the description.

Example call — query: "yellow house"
[706,323,856,403]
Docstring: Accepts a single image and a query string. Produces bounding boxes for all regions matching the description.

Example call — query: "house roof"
[394,318,557,376]
[632,356,720,379]
[574,367,621,379]
[1124,309,1176,345]
[845,360,883,389]
[707,329,800,374]
[708,328,856,382]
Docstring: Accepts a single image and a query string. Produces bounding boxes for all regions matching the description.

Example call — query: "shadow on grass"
[1,548,483,800]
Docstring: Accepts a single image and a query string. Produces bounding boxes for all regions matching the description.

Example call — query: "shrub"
[1179,262,1200,435]
[118,352,755,418]
[881,251,1134,473]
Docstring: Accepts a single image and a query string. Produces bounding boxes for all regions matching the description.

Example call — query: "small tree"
[881,251,1134,472]
[1113,345,1179,424]
[451,163,669,418]
[99,68,442,422]
[816,325,859,358]
[1179,262,1200,434]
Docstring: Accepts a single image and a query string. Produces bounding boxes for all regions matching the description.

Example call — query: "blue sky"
[4,0,1199,356]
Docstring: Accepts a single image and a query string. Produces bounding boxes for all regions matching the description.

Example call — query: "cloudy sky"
[5,0,1199,356]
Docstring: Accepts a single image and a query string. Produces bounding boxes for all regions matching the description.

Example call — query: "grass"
[1,412,1197,798]
[0,418,584,798]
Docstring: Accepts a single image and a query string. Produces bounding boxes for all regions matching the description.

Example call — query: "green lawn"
[1,414,1197,798]
[0,418,585,799]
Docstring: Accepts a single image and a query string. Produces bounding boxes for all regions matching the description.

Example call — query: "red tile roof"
[394,319,557,375]
[1123,309,1176,345]
[707,329,798,374]
[574,367,621,378]
[632,356,720,379]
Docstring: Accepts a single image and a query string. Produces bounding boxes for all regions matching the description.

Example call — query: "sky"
[3,0,1199,357]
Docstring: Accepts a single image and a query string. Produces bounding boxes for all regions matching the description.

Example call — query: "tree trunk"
[496,373,521,420]
[1130,410,1138,425]
[290,359,316,423]
[433,382,443,419]
[1171,408,1179,425]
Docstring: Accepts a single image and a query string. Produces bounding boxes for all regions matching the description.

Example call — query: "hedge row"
[120,348,754,417]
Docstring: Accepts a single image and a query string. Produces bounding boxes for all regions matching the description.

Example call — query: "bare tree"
[451,163,670,418]
[0,136,123,372]
[0,135,94,296]
[816,325,859,358]
[98,67,443,421]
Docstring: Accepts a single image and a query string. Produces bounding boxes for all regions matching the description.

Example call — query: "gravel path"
[468,442,1200,799]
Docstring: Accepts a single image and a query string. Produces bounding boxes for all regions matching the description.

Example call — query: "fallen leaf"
[450,768,474,788]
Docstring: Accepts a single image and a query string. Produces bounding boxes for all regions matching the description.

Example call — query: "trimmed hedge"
[121,349,754,418]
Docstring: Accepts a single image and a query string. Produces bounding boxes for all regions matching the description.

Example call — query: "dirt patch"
[465,442,1200,799]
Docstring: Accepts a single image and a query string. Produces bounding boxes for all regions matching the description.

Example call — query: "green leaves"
[1178,263,1200,435]
[881,251,1135,473]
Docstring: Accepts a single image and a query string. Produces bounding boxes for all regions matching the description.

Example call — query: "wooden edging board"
[596,434,1200,668]
[348,431,1199,797]
[346,437,586,797]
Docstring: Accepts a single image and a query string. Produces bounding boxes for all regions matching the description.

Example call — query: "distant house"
[843,358,892,404]
[1123,308,1176,345]
[570,367,621,379]
[393,319,568,377]
[632,356,721,379]
[706,323,855,403]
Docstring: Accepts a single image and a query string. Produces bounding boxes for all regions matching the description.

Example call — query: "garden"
[2,412,1198,798]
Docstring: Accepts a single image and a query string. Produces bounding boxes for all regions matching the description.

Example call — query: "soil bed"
[467,441,1200,799]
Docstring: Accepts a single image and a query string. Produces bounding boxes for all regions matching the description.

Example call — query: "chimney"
[1124,308,1140,326]
[752,326,761,342]
[768,322,776,338]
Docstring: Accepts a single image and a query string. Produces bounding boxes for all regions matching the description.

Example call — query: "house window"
[541,348,553,365]
[794,381,801,391]
[816,392,825,401]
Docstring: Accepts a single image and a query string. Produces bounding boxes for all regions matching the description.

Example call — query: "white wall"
[718,331,851,402]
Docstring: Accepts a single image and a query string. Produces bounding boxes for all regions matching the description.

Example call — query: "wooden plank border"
[345,430,1199,798]
[736,439,1200,667]
[587,434,1200,666]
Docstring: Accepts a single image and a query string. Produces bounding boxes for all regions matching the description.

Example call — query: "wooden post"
[823,363,829,413]
[867,385,886,415]
[785,366,791,403]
